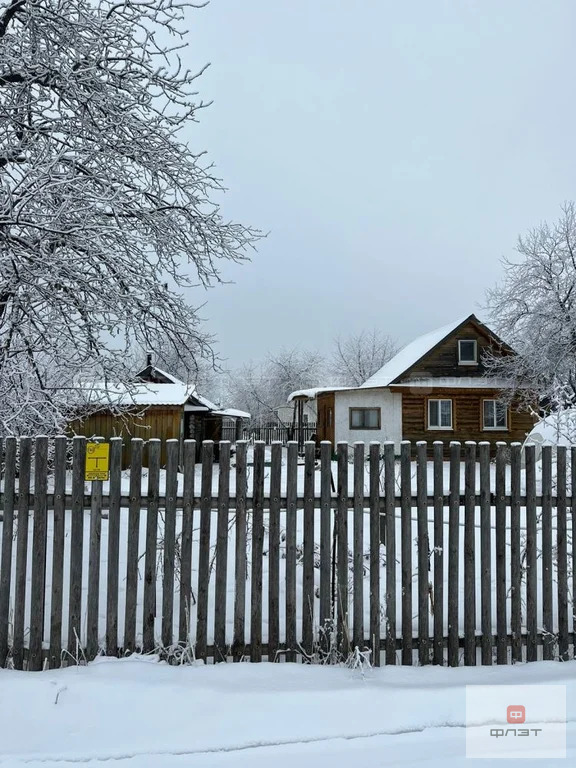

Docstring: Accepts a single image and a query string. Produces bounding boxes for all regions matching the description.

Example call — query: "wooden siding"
[316,392,335,445]
[396,319,510,382]
[70,407,182,467]
[394,387,536,453]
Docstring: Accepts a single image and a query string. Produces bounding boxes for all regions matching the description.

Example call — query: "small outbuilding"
[71,361,249,466]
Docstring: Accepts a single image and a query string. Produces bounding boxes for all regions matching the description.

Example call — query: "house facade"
[289,315,535,453]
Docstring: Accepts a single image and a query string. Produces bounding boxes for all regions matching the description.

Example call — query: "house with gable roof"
[288,314,535,453]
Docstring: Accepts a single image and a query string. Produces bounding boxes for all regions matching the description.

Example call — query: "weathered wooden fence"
[0,437,574,670]
[244,423,317,446]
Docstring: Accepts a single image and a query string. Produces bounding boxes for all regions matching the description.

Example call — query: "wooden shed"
[71,364,248,467]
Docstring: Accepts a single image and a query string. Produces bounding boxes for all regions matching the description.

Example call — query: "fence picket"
[86,470,103,660]
[143,440,160,653]
[319,441,332,650]
[556,446,568,662]
[179,440,196,644]
[68,436,86,657]
[302,441,316,658]
[400,441,412,665]
[233,441,247,661]
[214,441,231,662]
[433,441,444,666]
[195,441,213,661]
[417,441,429,665]
[13,437,31,670]
[510,443,522,664]
[49,436,67,668]
[124,438,143,654]
[384,442,396,665]
[106,438,122,655]
[541,445,554,661]
[495,442,507,665]
[447,442,461,667]
[525,444,538,662]
[29,436,48,671]
[464,442,476,667]
[336,442,349,657]
[161,440,178,649]
[250,441,265,662]
[369,442,381,667]
[268,441,282,661]
[0,438,16,667]
[285,442,298,662]
[353,442,364,652]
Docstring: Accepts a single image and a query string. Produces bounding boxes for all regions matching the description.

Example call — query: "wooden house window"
[458,339,477,365]
[483,400,508,430]
[349,407,381,429]
[428,399,452,429]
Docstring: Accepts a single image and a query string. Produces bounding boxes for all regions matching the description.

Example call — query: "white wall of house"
[334,388,402,449]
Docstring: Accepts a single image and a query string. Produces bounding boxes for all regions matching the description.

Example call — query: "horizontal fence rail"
[0,436,574,670]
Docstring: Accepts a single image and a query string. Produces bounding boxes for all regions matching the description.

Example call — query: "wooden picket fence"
[0,436,574,670]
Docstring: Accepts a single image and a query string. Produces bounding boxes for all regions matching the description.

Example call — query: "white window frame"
[483,399,508,430]
[428,399,453,430]
[458,339,478,365]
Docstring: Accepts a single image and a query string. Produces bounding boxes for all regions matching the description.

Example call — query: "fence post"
[161,440,179,650]
[478,442,492,666]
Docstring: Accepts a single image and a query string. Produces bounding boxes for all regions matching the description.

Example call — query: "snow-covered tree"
[227,348,326,428]
[485,202,576,409]
[330,328,398,386]
[0,0,258,434]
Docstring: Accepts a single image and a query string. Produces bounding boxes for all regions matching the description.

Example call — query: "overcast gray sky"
[182,0,575,369]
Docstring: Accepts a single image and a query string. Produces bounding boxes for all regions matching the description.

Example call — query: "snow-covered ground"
[0,656,575,767]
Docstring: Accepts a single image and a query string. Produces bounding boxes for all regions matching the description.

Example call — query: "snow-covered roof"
[146,367,186,386]
[389,377,513,389]
[86,381,195,407]
[287,386,353,402]
[360,315,475,388]
[214,408,251,419]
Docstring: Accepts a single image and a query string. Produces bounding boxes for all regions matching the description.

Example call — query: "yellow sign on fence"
[85,442,110,481]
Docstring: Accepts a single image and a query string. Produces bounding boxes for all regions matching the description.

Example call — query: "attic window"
[458,339,477,365]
